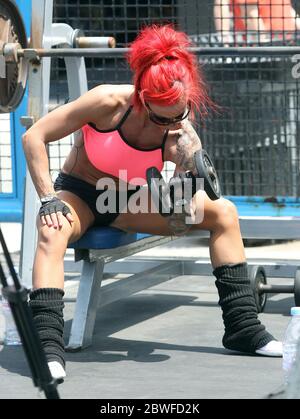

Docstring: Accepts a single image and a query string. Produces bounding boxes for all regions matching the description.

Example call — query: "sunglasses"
[145,102,190,126]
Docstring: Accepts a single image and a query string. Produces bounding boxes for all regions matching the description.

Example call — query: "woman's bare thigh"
[40,190,96,243]
[110,187,227,235]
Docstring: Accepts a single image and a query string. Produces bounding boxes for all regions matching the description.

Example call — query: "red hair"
[127,24,212,119]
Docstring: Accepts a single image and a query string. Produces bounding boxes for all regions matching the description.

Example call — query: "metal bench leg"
[66,259,104,351]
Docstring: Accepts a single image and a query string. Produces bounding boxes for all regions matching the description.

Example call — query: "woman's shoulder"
[90,84,134,108]
[86,84,134,128]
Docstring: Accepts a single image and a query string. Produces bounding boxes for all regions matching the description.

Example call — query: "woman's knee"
[213,198,239,229]
[36,216,71,254]
[191,196,238,232]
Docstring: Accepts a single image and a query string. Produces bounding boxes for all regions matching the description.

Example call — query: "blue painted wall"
[0,0,30,222]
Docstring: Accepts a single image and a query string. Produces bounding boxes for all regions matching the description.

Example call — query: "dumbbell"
[250,265,300,313]
[146,149,221,216]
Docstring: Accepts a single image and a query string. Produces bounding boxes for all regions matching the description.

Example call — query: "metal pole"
[20,0,54,288]
[15,46,300,58]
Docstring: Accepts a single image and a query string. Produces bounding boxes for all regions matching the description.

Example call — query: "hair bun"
[127,24,191,71]
[127,24,213,120]
[164,55,177,60]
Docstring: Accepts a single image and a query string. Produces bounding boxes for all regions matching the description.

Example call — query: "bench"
[67,218,299,352]
[66,226,177,351]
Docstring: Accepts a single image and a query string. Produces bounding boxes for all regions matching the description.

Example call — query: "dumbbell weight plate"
[294,269,300,306]
[194,150,221,200]
[249,265,267,313]
[146,167,173,217]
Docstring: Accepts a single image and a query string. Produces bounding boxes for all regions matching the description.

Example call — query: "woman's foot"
[29,288,66,380]
[214,263,281,356]
[48,361,66,381]
[255,340,283,357]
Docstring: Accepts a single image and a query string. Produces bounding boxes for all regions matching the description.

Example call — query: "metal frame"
[67,235,174,351]
[192,217,300,239]
[65,215,300,351]
[66,220,300,351]
[20,0,88,288]
[10,46,300,59]
[103,257,299,279]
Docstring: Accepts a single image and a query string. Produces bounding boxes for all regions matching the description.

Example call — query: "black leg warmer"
[29,288,65,367]
[213,263,275,353]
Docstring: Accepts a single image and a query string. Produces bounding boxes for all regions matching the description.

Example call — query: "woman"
[22,25,282,381]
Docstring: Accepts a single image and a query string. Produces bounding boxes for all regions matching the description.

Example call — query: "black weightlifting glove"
[39,196,71,218]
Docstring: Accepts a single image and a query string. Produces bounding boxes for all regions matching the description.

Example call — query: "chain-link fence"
[47,1,300,197]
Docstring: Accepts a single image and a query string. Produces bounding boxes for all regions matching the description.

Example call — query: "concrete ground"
[0,223,297,399]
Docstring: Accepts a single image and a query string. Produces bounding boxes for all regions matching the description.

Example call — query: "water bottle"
[1,296,22,346]
[282,307,300,386]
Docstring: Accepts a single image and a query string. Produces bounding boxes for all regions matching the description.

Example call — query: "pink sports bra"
[82,106,167,186]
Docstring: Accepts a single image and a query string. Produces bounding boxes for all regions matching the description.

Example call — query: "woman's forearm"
[22,133,56,198]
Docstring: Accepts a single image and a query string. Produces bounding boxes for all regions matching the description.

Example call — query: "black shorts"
[54,172,140,227]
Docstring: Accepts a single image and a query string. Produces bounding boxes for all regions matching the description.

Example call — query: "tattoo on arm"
[176,121,202,172]
[168,212,191,236]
